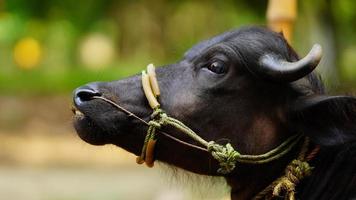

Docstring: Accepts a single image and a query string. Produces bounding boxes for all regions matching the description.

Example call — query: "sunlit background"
[0,0,355,200]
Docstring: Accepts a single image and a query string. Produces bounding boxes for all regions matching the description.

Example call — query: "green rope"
[140,108,302,174]
[272,159,312,200]
[138,120,159,162]
[253,137,313,200]
[238,134,300,160]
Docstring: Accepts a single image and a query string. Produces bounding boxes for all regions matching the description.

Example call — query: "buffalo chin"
[73,115,108,145]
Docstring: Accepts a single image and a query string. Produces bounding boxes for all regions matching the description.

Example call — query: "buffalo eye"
[207,61,227,74]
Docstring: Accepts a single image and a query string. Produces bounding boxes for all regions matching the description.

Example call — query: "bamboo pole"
[267,0,297,43]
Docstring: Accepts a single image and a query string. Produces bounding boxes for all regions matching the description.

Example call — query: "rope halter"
[136,63,304,174]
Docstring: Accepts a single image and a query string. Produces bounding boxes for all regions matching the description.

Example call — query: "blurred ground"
[0,166,173,200]
[0,95,230,200]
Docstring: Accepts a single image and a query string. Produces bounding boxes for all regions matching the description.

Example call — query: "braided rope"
[253,137,314,200]
[272,160,312,200]
[136,121,158,165]
[136,109,165,166]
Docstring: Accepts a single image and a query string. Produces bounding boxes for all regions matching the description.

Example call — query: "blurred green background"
[0,0,355,200]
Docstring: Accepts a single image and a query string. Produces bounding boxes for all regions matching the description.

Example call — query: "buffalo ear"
[288,95,356,146]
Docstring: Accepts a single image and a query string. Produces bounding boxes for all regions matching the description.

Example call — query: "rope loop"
[151,108,164,119]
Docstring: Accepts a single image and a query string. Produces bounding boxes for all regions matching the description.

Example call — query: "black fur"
[298,142,356,199]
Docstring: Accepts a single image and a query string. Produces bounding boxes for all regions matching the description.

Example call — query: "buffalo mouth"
[72,106,85,121]
[71,95,150,146]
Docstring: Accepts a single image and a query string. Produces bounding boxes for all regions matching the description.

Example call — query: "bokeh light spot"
[13,37,42,70]
[79,33,115,70]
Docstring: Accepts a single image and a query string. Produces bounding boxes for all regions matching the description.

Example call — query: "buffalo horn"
[256,44,322,82]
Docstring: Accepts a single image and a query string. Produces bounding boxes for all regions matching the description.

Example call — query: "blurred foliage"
[0,0,355,95]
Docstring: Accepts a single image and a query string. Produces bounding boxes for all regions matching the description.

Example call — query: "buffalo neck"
[226,140,303,200]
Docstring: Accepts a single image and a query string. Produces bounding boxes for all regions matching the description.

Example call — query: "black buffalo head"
[72,26,356,198]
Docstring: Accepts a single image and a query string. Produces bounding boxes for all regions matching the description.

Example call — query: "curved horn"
[255,44,322,82]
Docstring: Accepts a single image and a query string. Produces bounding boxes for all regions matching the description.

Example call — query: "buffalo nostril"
[74,87,101,105]
[77,89,101,101]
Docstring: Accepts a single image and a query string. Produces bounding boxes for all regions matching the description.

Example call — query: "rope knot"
[286,160,312,182]
[207,141,240,174]
[148,121,162,129]
[272,159,312,200]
